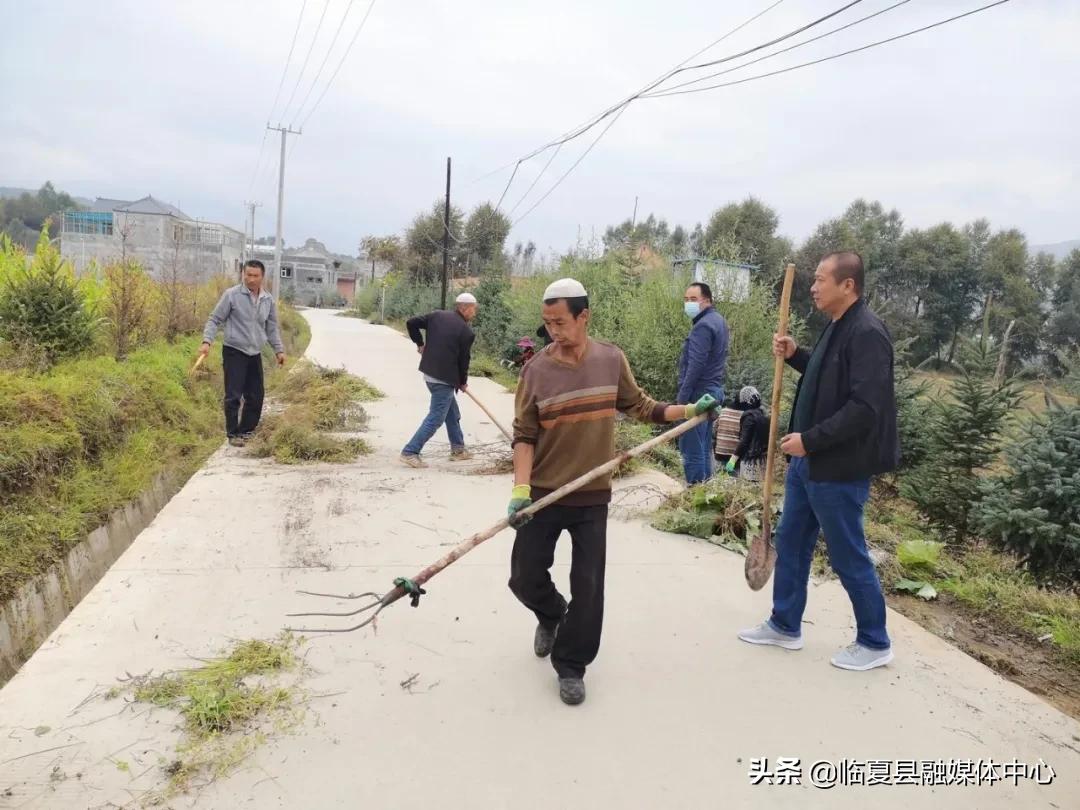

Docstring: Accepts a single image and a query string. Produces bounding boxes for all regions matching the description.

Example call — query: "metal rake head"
[284,578,424,633]
[285,589,388,633]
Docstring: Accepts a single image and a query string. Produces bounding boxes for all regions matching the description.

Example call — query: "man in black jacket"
[400,293,478,468]
[738,251,899,671]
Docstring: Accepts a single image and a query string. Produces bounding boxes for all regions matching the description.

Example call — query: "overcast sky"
[3,0,1077,257]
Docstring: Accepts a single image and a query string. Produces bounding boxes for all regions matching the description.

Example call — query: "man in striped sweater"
[508,278,718,705]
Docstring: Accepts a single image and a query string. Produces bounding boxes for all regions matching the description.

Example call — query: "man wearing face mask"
[676,282,729,483]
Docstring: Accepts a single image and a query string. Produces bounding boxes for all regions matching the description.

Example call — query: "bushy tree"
[403,201,466,284]
[1049,249,1080,355]
[894,223,979,362]
[703,197,790,280]
[464,203,512,270]
[0,231,97,363]
[471,274,513,355]
[903,344,1023,544]
[976,405,1080,589]
[0,182,82,248]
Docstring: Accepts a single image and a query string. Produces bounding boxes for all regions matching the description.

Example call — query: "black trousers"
[222,345,265,437]
[508,504,608,679]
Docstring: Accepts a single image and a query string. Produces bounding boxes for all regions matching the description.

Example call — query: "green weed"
[127,635,304,797]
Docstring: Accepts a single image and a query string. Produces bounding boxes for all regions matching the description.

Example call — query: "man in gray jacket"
[200,260,286,446]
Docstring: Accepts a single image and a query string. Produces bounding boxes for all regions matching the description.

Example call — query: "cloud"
[3,0,1077,254]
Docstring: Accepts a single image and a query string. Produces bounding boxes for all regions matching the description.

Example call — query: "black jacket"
[735,408,770,462]
[407,309,475,387]
[788,298,899,482]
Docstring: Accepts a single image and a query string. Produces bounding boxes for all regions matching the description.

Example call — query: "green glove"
[508,484,533,527]
[725,457,737,474]
[684,393,719,419]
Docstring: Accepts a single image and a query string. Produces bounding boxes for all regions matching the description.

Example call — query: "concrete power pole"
[267,124,301,293]
[242,200,261,266]
[440,157,451,310]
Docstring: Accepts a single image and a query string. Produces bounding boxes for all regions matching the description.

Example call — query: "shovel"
[745,262,796,591]
[287,411,711,632]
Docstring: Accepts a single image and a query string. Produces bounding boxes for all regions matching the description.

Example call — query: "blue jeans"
[677,387,723,484]
[768,456,890,650]
[402,382,465,455]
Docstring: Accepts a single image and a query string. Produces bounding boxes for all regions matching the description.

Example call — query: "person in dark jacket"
[738,251,899,672]
[676,282,729,483]
[400,293,478,467]
[724,386,769,482]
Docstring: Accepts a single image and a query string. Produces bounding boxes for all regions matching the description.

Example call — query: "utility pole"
[242,201,261,266]
[631,196,639,229]
[267,124,301,293]
[440,157,451,310]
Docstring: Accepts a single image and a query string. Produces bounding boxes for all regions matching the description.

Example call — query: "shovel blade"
[745,516,777,591]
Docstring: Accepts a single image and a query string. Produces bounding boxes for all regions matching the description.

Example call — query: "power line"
[508,143,563,217]
[249,0,309,195]
[248,128,270,195]
[647,0,911,96]
[298,0,378,129]
[645,0,1012,98]
[291,0,361,125]
[516,1,862,166]
[467,0,788,190]
[489,0,863,217]
[513,104,629,227]
[503,0,1012,228]
[269,0,310,122]
[280,0,333,125]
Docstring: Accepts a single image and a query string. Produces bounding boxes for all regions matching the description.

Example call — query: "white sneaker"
[737,622,804,651]
[830,642,894,671]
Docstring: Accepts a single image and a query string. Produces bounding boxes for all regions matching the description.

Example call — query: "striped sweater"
[513,339,669,506]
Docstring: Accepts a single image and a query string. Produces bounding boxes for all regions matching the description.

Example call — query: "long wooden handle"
[383,412,709,604]
[464,388,513,442]
[761,263,796,512]
[190,354,206,374]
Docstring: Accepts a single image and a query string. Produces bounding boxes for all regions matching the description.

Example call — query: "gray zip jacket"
[202,285,285,356]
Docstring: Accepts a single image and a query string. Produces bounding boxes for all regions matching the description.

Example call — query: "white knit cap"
[542,278,587,301]
[455,292,477,304]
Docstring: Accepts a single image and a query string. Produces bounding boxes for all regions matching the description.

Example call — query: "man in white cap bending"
[508,278,718,705]
[400,293,478,467]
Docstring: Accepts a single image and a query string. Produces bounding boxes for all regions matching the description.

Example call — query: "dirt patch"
[890,592,1080,721]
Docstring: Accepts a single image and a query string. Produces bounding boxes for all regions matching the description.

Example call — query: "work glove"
[508,484,533,528]
[684,393,719,420]
[725,457,738,475]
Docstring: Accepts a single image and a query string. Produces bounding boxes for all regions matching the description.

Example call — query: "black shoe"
[240,431,255,440]
[534,623,557,658]
[558,677,586,706]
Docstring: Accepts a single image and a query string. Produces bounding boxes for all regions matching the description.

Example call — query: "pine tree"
[976,405,1080,589]
[902,344,1022,544]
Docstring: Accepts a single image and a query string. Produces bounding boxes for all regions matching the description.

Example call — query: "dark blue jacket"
[677,306,728,404]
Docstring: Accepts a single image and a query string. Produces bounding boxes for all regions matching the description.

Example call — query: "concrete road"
[1,308,1078,809]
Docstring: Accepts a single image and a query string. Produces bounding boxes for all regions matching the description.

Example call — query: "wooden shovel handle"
[761,263,797,513]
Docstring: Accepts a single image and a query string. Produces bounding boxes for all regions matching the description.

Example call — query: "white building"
[60,196,244,283]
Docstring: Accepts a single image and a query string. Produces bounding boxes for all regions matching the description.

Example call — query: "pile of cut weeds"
[121,634,305,799]
[248,361,381,464]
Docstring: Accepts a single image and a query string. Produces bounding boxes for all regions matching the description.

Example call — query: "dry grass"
[247,411,371,464]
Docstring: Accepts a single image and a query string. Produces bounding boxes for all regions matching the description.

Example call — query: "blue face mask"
[684,301,701,318]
